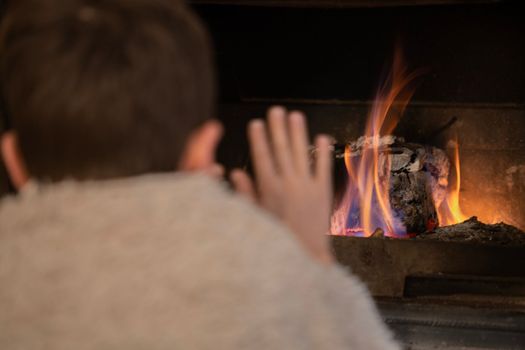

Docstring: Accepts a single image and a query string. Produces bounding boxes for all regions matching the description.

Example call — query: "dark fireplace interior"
[189,1,525,349]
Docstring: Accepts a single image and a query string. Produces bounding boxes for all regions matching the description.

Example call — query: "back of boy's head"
[0,0,215,181]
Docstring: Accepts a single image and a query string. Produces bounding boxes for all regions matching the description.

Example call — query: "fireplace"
[191,1,525,348]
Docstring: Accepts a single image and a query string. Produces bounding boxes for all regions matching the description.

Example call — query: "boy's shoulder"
[0,173,303,267]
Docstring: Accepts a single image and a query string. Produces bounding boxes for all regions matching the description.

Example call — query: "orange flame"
[436,139,468,226]
[338,49,420,237]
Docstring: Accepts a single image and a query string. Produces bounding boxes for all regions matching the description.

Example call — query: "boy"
[0,0,398,348]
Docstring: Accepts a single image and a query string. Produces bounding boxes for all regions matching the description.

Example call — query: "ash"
[416,217,525,246]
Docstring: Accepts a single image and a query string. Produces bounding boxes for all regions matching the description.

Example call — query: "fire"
[436,139,468,226]
[330,48,468,237]
[333,49,419,237]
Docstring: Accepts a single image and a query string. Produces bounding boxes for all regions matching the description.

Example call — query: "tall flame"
[436,139,468,226]
[340,49,420,237]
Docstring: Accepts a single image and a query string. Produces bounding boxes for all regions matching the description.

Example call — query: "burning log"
[333,136,450,235]
[415,216,525,246]
[388,139,449,234]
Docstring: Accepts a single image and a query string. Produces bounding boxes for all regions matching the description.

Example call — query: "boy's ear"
[179,119,223,172]
[1,131,29,190]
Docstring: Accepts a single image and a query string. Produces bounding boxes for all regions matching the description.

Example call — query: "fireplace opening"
[191,1,525,348]
[192,0,525,229]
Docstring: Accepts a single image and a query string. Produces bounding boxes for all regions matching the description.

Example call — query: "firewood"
[342,136,450,234]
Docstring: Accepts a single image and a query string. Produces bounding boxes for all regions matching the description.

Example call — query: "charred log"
[416,216,525,246]
[338,136,449,234]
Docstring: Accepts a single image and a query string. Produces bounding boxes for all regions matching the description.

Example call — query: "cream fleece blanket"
[0,173,399,349]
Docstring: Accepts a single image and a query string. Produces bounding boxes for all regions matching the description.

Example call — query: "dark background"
[188,1,525,169]
[193,1,525,105]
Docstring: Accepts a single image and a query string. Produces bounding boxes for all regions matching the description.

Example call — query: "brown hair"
[0,0,215,181]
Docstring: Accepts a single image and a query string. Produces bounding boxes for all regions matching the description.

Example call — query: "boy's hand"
[231,106,334,265]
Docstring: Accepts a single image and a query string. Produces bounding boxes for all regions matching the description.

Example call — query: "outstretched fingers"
[238,106,335,265]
